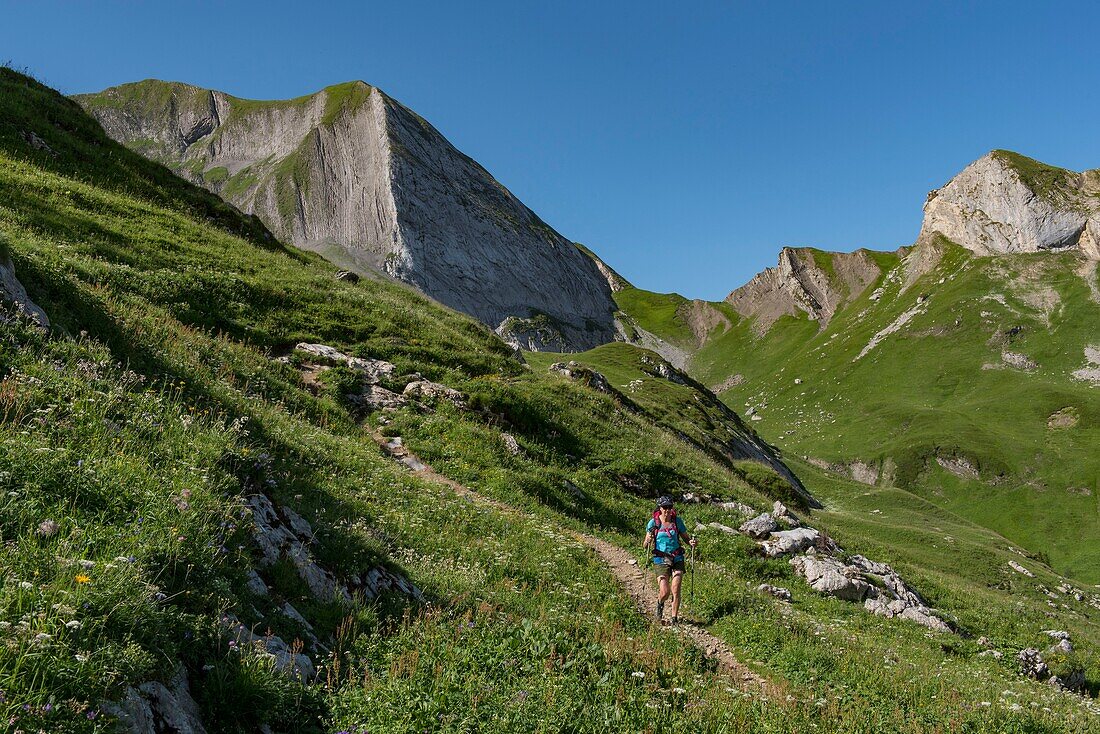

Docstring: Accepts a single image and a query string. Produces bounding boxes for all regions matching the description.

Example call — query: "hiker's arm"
[642,529,652,551]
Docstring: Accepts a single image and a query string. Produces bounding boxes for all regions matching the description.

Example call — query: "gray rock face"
[0,254,49,329]
[101,665,206,734]
[760,527,820,558]
[739,513,779,539]
[790,554,871,601]
[920,151,1100,258]
[75,81,618,350]
[402,379,466,408]
[725,247,884,333]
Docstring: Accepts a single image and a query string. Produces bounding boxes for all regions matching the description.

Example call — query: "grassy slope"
[3,69,1099,731]
[692,240,1100,584]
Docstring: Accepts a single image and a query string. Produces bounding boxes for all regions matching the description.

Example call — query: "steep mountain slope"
[617,152,1100,585]
[73,80,618,351]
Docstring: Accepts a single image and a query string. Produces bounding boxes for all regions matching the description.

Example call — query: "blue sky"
[4,1,1100,299]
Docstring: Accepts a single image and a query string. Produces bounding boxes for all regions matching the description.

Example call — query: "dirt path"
[372,430,774,695]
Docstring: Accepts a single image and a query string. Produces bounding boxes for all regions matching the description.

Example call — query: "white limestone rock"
[739,513,779,539]
[790,554,871,601]
[402,379,466,408]
[760,527,820,558]
[920,151,1100,257]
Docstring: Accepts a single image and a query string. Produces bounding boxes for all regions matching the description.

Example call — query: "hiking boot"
[670,616,679,625]
[656,600,665,621]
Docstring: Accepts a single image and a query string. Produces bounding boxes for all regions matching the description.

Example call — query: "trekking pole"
[690,543,695,601]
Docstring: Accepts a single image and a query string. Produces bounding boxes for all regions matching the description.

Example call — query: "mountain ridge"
[74,79,620,352]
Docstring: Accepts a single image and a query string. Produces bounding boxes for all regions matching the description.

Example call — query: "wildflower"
[32,632,52,644]
[631,671,645,679]
[74,574,90,584]
[75,654,88,662]
[36,519,59,537]
[65,620,82,630]
[78,559,95,569]
[18,581,33,590]
[672,687,686,694]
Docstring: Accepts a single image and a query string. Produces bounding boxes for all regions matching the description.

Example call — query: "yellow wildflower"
[74,574,90,584]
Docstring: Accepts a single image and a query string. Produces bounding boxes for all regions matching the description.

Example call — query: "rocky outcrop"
[75,81,618,351]
[739,513,779,539]
[1018,631,1087,692]
[725,247,883,333]
[920,150,1100,258]
[729,509,952,632]
[0,253,49,329]
[101,666,206,734]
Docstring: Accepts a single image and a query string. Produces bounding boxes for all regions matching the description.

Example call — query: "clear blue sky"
[4,1,1100,299]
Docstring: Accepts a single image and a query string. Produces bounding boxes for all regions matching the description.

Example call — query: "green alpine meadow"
[1,41,1099,734]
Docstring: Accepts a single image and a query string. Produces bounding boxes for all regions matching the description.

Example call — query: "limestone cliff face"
[920,150,1100,259]
[725,248,883,333]
[75,81,618,351]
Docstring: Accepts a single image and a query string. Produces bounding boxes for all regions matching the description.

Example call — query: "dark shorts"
[653,559,686,578]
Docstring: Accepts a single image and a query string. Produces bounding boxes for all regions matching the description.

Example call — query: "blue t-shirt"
[647,516,687,564]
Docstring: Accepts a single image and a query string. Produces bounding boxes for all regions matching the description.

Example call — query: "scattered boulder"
[937,456,979,480]
[247,494,351,603]
[348,384,407,412]
[294,342,349,362]
[548,361,615,395]
[1008,560,1034,577]
[790,554,871,602]
[739,513,779,539]
[1018,648,1051,680]
[1002,351,1038,371]
[20,129,56,156]
[1047,407,1079,429]
[402,379,467,408]
[226,616,315,680]
[772,501,801,527]
[334,269,360,283]
[757,584,792,602]
[715,500,757,518]
[501,432,522,456]
[760,527,820,558]
[101,665,206,734]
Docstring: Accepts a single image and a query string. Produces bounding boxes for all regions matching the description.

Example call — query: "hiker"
[643,496,697,623]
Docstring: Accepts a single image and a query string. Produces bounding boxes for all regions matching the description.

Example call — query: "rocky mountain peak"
[74,80,618,351]
[725,247,883,333]
[920,150,1100,259]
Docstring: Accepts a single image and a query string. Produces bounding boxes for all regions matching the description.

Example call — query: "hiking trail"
[373,430,775,695]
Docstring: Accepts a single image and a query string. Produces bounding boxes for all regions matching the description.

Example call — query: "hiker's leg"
[657,573,670,602]
[670,569,684,617]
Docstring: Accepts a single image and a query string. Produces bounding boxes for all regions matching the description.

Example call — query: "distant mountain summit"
[74,80,618,351]
[920,150,1100,258]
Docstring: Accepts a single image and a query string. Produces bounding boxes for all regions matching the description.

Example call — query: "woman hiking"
[643,496,697,624]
